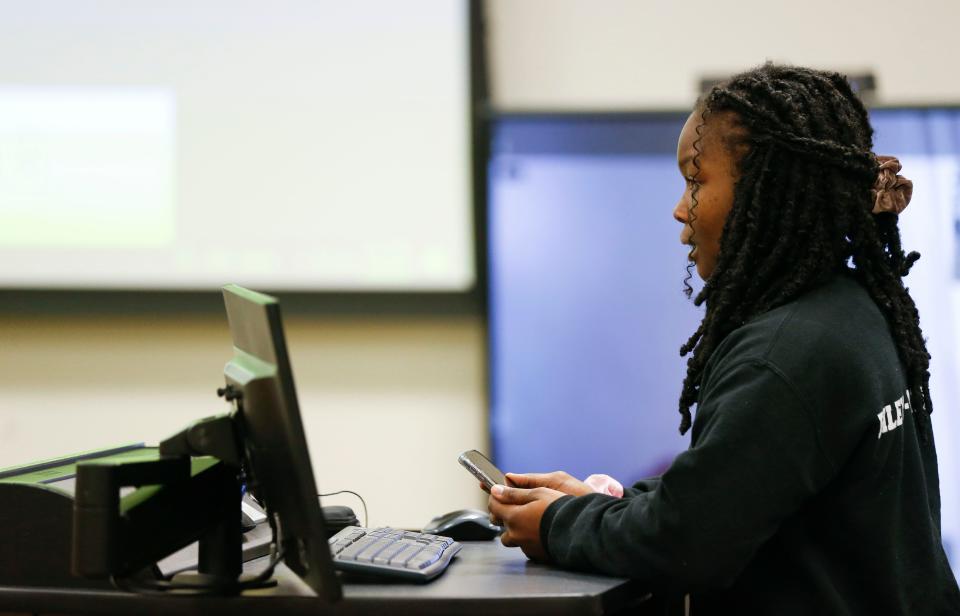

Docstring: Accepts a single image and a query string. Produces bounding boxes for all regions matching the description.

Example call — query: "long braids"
[677,64,932,438]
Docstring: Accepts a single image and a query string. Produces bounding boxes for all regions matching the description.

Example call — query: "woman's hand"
[488,484,565,562]
[486,471,623,530]
[504,471,596,496]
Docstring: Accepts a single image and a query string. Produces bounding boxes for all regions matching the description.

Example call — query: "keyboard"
[328,526,462,582]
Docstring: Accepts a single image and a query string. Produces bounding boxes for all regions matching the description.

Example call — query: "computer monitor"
[72,285,342,598]
[220,284,341,601]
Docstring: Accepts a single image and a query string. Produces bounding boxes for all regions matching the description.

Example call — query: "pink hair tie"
[872,155,913,215]
[583,474,624,498]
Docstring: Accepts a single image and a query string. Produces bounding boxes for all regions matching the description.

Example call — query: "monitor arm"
[72,405,249,592]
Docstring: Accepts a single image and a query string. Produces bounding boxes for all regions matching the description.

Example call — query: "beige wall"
[0,312,487,528]
[486,0,960,110]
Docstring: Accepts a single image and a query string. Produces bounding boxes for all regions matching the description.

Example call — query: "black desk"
[0,542,652,616]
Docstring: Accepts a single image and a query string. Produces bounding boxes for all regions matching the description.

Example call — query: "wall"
[486,0,960,110]
[0,312,487,528]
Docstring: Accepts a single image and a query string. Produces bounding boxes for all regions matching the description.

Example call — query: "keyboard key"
[373,542,408,565]
[387,543,415,566]
[337,540,371,561]
[399,545,425,566]
[407,548,442,570]
[357,538,395,562]
[330,539,352,554]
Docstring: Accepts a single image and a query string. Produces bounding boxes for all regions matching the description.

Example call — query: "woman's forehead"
[676,109,745,164]
[676,112,701,163]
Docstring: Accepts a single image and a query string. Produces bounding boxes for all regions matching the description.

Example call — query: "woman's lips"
[680,231,696,261]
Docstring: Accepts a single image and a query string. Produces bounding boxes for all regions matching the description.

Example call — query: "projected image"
[490,110,960,573]
[0,86,175,248]
[953,167,960,281]
[488,115,697,485]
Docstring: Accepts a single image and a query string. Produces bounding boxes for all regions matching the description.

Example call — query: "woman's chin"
[696,260,715,281]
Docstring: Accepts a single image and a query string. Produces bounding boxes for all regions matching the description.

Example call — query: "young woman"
[487,64,960,614]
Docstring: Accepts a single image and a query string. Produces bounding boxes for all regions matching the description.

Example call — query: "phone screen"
[458,450,507,489]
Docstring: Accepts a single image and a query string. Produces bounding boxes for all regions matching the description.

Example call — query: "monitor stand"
[71,413,251,594]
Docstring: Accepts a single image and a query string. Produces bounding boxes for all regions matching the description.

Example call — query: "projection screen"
[0,0,474,291]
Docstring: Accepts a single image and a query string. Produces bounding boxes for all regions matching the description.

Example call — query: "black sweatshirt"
[541,274,960,614]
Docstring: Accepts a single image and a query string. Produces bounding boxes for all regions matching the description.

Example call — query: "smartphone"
[458,449,507,490]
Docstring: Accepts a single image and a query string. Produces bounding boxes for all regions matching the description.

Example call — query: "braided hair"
[676,64,931,438]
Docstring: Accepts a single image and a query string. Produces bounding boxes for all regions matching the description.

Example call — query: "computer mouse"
[422,508,503,541]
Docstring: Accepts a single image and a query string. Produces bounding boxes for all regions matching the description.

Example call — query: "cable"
[319,489,369,528]
[110,546,283,596]
[111,488,368,595]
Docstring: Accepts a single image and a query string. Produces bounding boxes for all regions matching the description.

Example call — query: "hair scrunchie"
[872,155,913,215]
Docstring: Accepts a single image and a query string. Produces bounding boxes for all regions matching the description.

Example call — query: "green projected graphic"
[0,87,175,248]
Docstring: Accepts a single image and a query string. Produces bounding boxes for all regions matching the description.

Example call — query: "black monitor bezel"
[221,283,341,602]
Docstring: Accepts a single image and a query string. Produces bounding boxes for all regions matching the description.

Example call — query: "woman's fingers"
[504,472,536,488]
[508,471,595,496]
[491,484,540,505]
[488,494,513,530]
[506,472,564,489]
[488,486,542,524]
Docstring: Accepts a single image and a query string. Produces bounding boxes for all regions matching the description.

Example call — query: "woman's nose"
[673,200,688,224]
